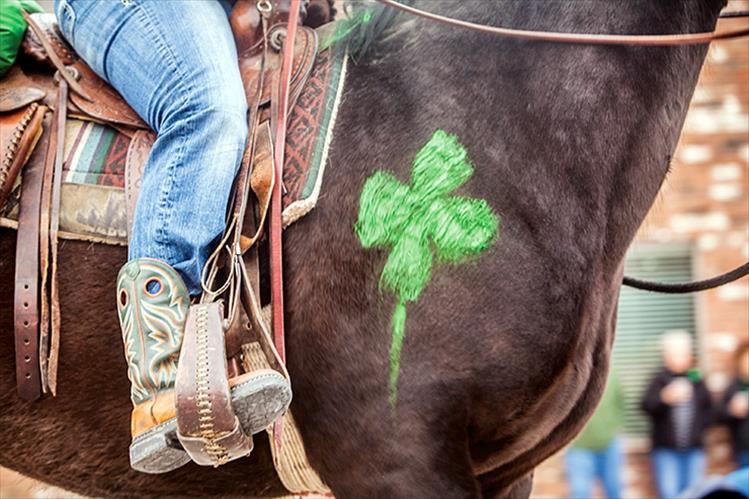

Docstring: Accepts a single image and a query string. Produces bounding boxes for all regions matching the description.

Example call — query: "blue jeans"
[54,0,248,294]
[651,448,705,499]
[564,438,624,499]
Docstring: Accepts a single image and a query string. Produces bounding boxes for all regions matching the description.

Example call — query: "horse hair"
[0,1,725,497]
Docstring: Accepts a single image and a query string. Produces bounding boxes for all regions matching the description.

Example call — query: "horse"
[0,1,728,497]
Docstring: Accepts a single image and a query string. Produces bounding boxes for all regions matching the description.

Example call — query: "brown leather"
[0,102,46,210]
[22,13,147,129]
[45,80,69,395]
[178,418,254,467]
[231,0,307,56]
[0,66,46,113]
[176,302,254,466]
[18,10,316,138]
[240,121,275,252]
[238,26,318,109]
[377,0,749,46]
[269,1,304,366]
[68,61,147,130]
[22,12,91,101]
[21,13,76,67]
[37,100,57,394]
[13,112,52,401]
[131,391,177,438]
[240,248,287,377]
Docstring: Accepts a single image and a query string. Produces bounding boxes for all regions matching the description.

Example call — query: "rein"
[375,0,749,293]
[623,263,749,294]
[376,0,749,46]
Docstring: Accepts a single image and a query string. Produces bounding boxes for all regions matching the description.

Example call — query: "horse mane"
[339,0,411,59]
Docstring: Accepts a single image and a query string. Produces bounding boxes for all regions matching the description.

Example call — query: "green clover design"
[355,129,499,407]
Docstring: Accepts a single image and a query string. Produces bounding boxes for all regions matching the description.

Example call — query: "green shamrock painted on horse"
[355,130,499,407]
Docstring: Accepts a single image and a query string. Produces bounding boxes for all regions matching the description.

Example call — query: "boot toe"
[129,418,190,474]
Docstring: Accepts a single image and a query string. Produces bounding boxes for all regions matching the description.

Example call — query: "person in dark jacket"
[641,330,712,499]
[718,341,749,468]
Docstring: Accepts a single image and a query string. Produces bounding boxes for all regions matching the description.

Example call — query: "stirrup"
[175,301,291,466]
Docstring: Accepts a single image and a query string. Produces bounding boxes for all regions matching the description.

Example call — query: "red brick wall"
[532,4,749,497]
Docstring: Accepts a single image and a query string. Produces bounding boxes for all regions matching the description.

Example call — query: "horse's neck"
[339,0,721,276]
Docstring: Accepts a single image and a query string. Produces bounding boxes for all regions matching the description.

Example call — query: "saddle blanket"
[0,42,348,246]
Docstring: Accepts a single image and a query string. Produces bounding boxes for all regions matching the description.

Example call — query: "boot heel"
[230,369,291,434]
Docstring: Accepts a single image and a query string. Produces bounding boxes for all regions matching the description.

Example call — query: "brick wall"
[532,4,749,498]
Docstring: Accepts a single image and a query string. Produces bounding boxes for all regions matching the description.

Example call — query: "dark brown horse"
[0,1,728,497]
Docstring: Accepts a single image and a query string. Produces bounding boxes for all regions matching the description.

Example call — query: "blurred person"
[565,369,626,499]
[718,340,749,468]
[641,330,712,499]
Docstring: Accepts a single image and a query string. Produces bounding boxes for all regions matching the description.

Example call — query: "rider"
[43,0,288,473]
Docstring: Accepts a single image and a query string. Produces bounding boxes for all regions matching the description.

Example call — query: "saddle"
[0,0,337,492]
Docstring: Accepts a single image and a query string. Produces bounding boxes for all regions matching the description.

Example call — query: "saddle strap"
[175,302,254,466]
[266,0,302,451]
[269,0,302,368]
[45,78,69,395]
[37,90,57,394]
[13,111,51,401]
[239,121,275,253]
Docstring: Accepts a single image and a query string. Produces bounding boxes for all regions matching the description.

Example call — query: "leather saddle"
[0,0,327,468]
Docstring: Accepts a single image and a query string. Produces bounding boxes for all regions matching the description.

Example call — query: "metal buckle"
[52,66,80,86]
[257,0,273,17]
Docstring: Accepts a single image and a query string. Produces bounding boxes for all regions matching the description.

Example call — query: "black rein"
[623,262,749,293]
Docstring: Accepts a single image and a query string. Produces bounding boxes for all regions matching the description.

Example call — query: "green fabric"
[572,370,626,450]
[0,0,43,78]
[355,130,499,407]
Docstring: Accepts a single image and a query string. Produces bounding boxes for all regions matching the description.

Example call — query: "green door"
[612,243,697,437]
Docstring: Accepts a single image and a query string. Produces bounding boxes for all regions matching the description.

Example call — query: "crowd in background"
[564,332,749,499]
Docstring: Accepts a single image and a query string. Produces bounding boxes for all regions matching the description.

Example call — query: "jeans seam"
[134,1,198,263]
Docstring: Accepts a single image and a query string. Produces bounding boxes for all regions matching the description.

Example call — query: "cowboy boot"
[117,258,291,473]
[117,258,191,473]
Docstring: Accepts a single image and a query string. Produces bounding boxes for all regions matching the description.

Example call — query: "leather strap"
[240,121,275,252]
[44,78,69,395]
[0,66,46,113]
[13,112,51,401]
[22,12,91,100]
[269,0,302,367]
[201,12,270,303]
[37,96,56,394]
[176,302,254,466]
[377,0,749,46]
[266,0,302,451]
[36,76,69,395]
